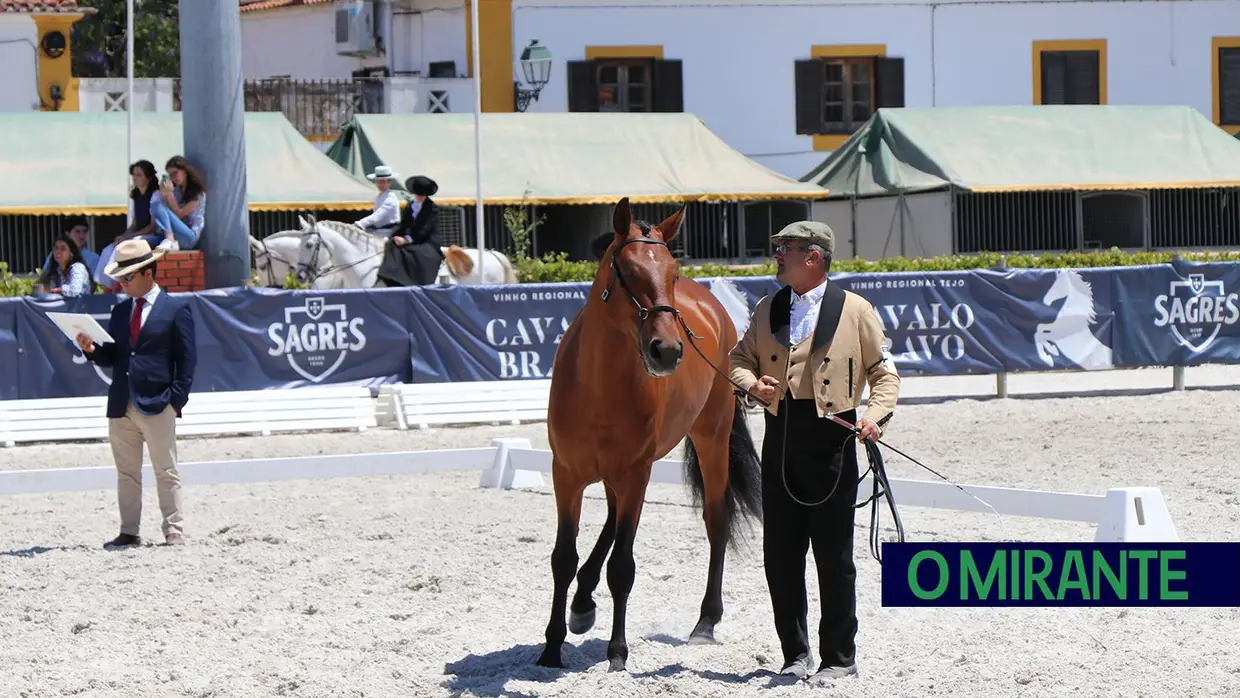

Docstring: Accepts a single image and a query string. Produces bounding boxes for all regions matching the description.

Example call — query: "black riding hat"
[405,175,438,197]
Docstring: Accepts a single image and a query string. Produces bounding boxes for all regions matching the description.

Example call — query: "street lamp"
[515,40,552,112]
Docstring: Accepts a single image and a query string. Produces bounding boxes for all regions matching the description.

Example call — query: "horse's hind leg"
[536,461,587,668]
[685,393,739,645]
[569,484,617,635]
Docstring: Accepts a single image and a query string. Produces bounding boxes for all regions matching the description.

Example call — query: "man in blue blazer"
[76,239,196,549]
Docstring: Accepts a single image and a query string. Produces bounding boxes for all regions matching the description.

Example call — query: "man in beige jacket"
[729,221,900,684]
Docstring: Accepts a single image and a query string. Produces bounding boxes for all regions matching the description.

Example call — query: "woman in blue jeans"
[150,155,207,251]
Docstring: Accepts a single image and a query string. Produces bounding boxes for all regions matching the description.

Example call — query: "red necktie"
[130,298,146,346]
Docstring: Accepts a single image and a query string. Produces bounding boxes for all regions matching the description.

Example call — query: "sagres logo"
[1153,273,1239,353]
[267,296,366,382]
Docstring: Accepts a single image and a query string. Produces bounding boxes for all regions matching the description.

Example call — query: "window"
[794,46,904,149]
[597,59,653,112]
[1215,37,1240,130]
[566,47,683,113]
[1033,40,1107,105]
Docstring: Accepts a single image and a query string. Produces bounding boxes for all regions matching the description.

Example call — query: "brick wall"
[154,251,205,292]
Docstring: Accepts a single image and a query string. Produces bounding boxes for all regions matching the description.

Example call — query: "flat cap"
[770,220,835,257]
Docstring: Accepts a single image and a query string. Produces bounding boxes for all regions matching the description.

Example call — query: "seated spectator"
[95,160,163,289]
[150,155,206,251]
[43,216,100,288]
[37,234,93,298]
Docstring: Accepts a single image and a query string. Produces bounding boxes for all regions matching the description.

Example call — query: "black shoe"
[103,533,141,549]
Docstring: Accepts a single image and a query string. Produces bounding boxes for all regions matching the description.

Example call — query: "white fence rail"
[0,438,1178,543]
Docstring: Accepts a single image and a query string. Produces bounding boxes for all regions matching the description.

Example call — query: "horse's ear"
[612,196,632,235]
[657,204,687,242]
[298,214,309,230]
[589,232,613,260]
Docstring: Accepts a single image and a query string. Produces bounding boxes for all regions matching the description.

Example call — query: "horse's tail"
[444,245,474,277]
[682,397,764,550]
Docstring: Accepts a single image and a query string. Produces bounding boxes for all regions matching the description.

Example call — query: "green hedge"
[514,249,1240,284]
[0,263,36,297]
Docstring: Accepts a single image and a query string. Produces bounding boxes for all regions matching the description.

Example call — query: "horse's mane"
[444,246,474,277]
[312,219,385,253]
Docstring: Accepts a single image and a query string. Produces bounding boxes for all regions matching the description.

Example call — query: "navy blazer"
[85,291,197,419]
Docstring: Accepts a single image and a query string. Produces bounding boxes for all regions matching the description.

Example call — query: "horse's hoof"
[687,630,717,645]
[535,648,564,669]
[688,619,717,645]
[568,608,596,635]
[608,657,627,672]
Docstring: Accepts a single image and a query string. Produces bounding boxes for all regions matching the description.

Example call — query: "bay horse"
[536,197,763,672]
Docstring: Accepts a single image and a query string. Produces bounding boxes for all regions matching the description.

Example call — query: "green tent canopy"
[801,105,1240,198]
[325,112,829,205]
[0,111,377,215]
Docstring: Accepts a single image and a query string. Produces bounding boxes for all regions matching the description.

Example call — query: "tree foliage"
[71,0,181,79]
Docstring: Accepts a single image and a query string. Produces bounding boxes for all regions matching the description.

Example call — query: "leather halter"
[599,235,683,326]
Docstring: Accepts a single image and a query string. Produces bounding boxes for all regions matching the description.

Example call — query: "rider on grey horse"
[355,165,402,237]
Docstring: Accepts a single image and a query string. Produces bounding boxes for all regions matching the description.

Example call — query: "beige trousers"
[108,402,183,537]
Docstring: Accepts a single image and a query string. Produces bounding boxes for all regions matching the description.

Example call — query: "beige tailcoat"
[729,280,900,428]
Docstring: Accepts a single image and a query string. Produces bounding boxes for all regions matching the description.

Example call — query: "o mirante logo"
[881,542,1240,607]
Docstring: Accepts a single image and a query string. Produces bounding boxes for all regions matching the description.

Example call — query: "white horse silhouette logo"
[1034,269,1114,370]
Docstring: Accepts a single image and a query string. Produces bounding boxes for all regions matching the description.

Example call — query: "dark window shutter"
[1219,47,1240,125]
[1040,52,1067,104]
[874,57,905,109]
[567,60,599,112]
[794,59,826,135]
[1065,51,1100,104]
[652,59,684,112]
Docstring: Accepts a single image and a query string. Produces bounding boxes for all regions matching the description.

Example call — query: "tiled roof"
[240,0,332,13]
[0,0,89,13]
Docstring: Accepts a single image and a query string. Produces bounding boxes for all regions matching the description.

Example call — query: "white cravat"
[789,279,827,345]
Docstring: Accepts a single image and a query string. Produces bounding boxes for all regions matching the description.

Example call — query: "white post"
[1172,365,1185,391]
[469,0,485,280]
[126,0,135,170]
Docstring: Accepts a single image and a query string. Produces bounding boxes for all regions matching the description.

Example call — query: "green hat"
[770,220,835,257]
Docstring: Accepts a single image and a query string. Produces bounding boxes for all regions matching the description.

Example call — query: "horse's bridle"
[295,228,385,285]
[600,236,686,327]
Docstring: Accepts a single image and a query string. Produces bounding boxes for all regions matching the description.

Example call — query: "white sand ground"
[1,365,1239,697]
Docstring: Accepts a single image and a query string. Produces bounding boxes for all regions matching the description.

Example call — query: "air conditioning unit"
[334,0,380,57]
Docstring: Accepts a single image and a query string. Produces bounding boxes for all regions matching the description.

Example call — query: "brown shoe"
[164,532,186,546]
[103,533,141,550]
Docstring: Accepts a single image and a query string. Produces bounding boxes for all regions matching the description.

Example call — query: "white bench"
[0,386,377,447]
[381,379,552,429]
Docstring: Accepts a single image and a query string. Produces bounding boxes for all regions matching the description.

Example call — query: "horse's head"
[295,222,325,285]
[593,196,686,377]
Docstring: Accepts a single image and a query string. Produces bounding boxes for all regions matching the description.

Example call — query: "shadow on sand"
[442,639,804,694]
[0,544,96,558]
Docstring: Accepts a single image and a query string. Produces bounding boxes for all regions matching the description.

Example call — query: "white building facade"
[510,0,1240,178]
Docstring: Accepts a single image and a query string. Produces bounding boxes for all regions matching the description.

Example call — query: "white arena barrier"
[0,438,1177,543]
[481,439,1180,543]
[0,386,377,447]
[380,380,552,429]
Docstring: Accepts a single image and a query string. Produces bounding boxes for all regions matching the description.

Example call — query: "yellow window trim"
[464,0,514,112]
[1031,39,1108,106]
[808,44,887,151]
[1212,36,1240,134]
[584,46,665,60]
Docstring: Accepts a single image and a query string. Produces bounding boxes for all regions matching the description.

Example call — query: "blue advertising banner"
[0,262,1237,400]
[1111,261,1240,368]
[0,299,19,400]
[191,287,414,391]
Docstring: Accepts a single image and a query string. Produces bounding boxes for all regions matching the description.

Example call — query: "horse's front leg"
[606,472,651,672]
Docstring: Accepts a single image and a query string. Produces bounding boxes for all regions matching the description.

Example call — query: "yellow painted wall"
[464,0,514,112]
[32,13,84,111]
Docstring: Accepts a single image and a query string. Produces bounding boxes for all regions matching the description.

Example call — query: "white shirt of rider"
[356,190,400,229]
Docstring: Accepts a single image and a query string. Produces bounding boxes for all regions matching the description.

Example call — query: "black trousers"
[761,398,860,669]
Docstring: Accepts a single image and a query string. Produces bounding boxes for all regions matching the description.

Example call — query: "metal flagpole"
[126,0,135,172]
[469,0,485,279]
